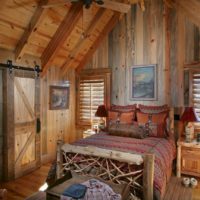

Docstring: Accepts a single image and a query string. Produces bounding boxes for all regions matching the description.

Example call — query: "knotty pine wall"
[86,1,200,107]
[40,67,79,162]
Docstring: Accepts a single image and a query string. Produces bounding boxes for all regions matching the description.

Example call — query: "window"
[76,69,111,126]
[190,70,200,120]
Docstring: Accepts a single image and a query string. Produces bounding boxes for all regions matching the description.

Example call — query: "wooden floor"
[0,164,199,200]
[164,176,200,200]
[0,164,50,200]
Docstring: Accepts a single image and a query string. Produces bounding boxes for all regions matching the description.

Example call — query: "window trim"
[76,68,111,127]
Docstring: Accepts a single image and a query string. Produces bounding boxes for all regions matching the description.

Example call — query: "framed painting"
[129,65,157,101]
[49,85,70,110]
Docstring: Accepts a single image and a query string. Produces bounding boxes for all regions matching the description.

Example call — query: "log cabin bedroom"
[0,0,200,199]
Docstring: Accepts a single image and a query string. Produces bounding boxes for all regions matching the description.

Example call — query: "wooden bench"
[46,171,130,200]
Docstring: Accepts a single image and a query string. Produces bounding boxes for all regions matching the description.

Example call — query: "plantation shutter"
[79,77,105,125]
[192,71,200,119]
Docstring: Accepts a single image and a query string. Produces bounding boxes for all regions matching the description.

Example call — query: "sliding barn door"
[14,76,40,178]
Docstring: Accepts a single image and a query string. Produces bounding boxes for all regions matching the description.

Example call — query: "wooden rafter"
[177,0,200,28]
[98,0,131,13]
[164,0,200,28]
[43,0,131,13]
[15,0,48,62]
[41,3,83,76]
[61,8,106,74]
[75,12,121,74]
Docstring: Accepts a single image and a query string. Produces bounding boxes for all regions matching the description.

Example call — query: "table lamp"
[95,105,108,131]
[180,107,198,142]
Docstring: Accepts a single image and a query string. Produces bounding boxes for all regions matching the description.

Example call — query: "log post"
[143,154,154,200]
[56,140,64,179]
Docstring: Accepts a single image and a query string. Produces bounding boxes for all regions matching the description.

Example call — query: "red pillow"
[137,112,168,125]
[108,111,119,121]
[120,111,135,124]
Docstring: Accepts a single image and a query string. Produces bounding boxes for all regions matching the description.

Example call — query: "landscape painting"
[49,86,69,110]
[129,65,157,100]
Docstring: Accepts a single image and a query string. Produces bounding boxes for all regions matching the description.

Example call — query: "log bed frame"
[56,108,174,200]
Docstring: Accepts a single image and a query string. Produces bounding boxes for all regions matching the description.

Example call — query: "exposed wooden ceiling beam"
[61,8,106,74]
[41,3,83,76]
[75,12,121,74]
[15,0,48,62]
[43,0,131,13]
[177,0,200,28]
[98,0,131,13]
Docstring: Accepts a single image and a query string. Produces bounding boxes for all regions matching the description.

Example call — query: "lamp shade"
[95,105,108,117]
[180,107,198,122]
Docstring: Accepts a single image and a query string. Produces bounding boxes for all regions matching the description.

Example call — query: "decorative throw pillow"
[138,104,169,114]
[108,111,120,121]
[136,112,168,137]
[107,111,120,127]
[119,111,135,124]
[108,123,148,139]
[136,111,168,125]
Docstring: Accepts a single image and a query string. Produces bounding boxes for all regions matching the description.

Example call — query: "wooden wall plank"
[177,9,185,107]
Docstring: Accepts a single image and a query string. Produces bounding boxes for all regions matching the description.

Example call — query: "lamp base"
[98,118,105,132]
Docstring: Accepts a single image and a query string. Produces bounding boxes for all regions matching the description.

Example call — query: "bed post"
[169,107,174,136]
[143,154,154,200]
[56,140,63,179]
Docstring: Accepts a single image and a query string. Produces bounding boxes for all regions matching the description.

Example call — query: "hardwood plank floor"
[0,164,50,200]
[0,164,200,200]
[164,176,200,200]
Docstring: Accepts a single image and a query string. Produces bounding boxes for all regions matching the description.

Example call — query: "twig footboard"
[56,140,154,200]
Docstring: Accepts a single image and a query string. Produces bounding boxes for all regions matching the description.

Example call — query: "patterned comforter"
[73,133,176,199]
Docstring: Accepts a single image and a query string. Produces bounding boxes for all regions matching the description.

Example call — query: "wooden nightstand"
[177,137,200,177]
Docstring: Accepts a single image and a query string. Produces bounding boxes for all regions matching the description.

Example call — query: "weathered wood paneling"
[185,19,200,63]
[0,70,2,181]
[86,1,200,108]
[86,1,168,106]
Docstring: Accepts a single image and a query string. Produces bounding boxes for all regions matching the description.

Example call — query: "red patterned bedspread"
[73,133,176,199]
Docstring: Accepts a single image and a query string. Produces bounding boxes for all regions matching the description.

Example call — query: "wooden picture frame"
[129,65,157,101]
[49,85,69,110]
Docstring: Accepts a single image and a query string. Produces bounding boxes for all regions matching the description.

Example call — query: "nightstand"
[177,137,200,177]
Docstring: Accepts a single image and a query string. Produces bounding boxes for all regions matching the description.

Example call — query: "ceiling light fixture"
[82,0,104,9]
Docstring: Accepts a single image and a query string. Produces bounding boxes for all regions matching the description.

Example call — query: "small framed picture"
[49,85,69,110]
[129,64,157,101]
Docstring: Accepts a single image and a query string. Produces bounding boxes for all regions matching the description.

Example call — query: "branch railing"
[56,141,154,200]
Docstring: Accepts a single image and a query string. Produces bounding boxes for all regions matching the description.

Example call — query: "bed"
[56,107,176,200]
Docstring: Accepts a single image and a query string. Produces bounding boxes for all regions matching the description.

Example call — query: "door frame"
[2,69,41,180]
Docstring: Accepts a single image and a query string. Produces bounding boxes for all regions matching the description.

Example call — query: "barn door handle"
[36,118,41,133]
